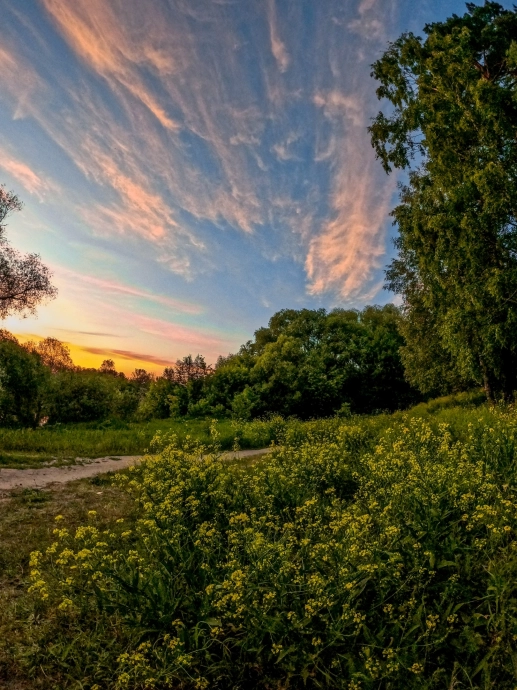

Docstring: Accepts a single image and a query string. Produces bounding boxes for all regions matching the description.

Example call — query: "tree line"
[0,303,420,427]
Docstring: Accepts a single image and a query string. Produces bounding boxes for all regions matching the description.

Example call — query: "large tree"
[369,2,517,400]
[0,185,57,319]
[23,336,74,372]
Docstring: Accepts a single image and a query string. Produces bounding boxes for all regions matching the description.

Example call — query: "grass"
[0,474,137,688]
[0,417,283,468]
[0,390,488,468]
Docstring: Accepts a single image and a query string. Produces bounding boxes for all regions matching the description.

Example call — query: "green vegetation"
[0,398,513,688]
[0,477,137,688]
[0,390,486,469]
[0,416,297,468]
[4,4,517,688]
[370,1,517,400]
[0,304,421,440]
[203,305,418,419]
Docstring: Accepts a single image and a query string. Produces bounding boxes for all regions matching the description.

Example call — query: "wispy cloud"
[133,313,233,352]
[40,0,181,130]
[348,0,388,41]
[272,131,301,162]
[55,266,204,315]
[53,328,123,338]
[1,0,402,319]
[267,0,290,72]
[0,44,44,120]
[0,150,56,199]
[39,0,266,239]
[80,346,174,368]
[306,89,395,301]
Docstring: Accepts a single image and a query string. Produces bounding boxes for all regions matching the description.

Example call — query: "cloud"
[53,328,122,337]
[267,0,290,72]
[0,44,44,119]
[0,150,56,199]
[39,0,267,239]
[55,266,204,315]
[1,0,400,310]
[272,131,301,162]
[40,0,180,130]
[313,92,364,127]
[80,346,174,368]
[306,89,395,301]
[348,0,391,41]
[133,313,233,352]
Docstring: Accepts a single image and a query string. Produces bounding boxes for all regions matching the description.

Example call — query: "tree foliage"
[370,2,517,400]
[203,305,419,419]
[0,304,419,428]
[23,337,74,373]
[0,332,49,427]
[0,186,57,319]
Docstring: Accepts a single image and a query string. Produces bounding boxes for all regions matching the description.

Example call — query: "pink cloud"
[267,0,290,72]
[133,313,233,352]
[41,0,180,130]
[55,266,204,315]
[39,0,266,237]
[306,90,395,301]
[80,346,174,368]
[0,150,56,199]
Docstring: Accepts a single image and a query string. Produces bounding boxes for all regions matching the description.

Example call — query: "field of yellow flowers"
[27,401,517,688]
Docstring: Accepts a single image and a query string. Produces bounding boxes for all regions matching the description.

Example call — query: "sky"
[0,0,478,373]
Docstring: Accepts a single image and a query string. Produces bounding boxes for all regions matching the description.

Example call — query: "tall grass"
[26,398,517,688]
[0,416,291,466]
[0,390,487,466]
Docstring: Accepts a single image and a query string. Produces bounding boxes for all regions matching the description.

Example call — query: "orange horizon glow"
[14,333,175,376]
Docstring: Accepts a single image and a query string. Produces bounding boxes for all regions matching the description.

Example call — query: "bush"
[48,371,117,423]
[29,407,517,688]
[0,340,49,427]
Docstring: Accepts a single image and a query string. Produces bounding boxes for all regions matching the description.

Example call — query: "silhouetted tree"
[172,355,213,385]
[0,186,57,318]
[130,368,154,386]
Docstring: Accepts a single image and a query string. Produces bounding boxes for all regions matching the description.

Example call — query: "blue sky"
[0,0,482,372]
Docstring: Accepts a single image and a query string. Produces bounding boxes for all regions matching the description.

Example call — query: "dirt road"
[0,448,269,492]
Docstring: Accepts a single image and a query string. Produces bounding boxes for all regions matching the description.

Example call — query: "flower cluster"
[30,410,517,688]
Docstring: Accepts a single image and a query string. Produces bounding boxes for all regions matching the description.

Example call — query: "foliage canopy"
[370,1,517,400]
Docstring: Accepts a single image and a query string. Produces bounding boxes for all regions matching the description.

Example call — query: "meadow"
[0,391,487,468]
[0,416,291,468]
[4,392,517,688]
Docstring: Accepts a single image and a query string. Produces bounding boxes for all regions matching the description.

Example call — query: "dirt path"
[0,448,270,492]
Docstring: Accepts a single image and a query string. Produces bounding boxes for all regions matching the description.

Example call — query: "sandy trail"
[0,448,269,492]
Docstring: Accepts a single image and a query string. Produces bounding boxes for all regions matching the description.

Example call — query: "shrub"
[48,371,117,423]
[0,340,49,427]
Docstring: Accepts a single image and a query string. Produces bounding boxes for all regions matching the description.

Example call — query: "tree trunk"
[479,357,495,403]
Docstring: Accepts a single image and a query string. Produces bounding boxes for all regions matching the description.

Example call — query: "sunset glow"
[0,0,468,372]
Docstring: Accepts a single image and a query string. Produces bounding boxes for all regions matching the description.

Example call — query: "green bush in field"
[0,339,49,427]
[47,371,120,424]
[29,409,517,688]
